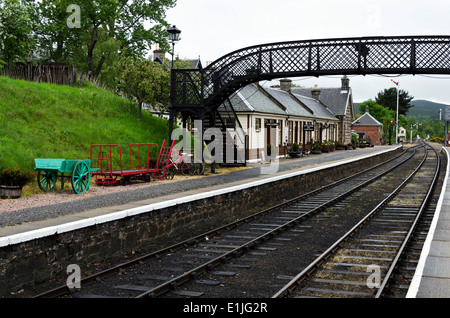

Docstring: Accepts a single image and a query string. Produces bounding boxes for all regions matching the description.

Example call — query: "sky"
[164,0,450,107]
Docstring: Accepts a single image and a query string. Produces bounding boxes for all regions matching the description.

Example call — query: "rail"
[272,142,440,298]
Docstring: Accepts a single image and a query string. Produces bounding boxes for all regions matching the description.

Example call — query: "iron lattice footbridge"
[170,36,450,114]
[168,35,450,165]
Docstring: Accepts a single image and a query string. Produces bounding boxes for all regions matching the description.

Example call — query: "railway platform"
[1,143,449,298]
[407,145,450,298]
[0,145,398,239]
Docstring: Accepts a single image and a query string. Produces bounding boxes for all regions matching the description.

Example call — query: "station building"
[351,107,383,146]
[225,77,355,162]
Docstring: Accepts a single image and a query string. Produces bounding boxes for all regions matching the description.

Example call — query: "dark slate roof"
[351,112,383,126]
[291,93,337,121]
[187,59,202,69]
[227,84,286,115]
[224,83,338,121]
[291,87,351,117]
[262,86,314,118]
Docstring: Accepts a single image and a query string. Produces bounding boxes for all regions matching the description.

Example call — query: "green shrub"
[0,168,33,187]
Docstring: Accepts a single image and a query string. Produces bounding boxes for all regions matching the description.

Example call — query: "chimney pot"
[311,84,321,100]
[280,78,292,93]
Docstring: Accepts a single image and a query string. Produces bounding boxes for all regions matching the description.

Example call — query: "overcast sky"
[164,0,450,108]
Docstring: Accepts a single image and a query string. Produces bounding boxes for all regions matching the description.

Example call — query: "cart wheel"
[37,171,57,192]
[72,161,91,194]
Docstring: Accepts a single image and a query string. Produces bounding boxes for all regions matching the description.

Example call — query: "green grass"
[0,76,170,173]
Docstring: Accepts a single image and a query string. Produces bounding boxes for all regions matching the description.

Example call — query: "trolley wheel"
[121,176,130,186]
[37,170,57,192]
[71,161,91,194]
[165,167,175,180]
[155,162,165,177]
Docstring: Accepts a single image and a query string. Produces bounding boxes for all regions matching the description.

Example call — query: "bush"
[429,136,444,143]
[0,168,33,187]
[351,133,358,145]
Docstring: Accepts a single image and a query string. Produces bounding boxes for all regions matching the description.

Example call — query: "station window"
[255,118,261,132]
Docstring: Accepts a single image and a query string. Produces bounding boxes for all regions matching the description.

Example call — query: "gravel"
[0,147,391,228]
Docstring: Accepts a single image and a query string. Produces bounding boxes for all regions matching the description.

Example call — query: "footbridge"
[170,36,450,114]
[168,36,450,164]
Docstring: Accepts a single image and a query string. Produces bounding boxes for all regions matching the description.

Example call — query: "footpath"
[0,145,396,238]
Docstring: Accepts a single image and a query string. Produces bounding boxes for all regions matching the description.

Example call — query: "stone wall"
[0,147,402,296]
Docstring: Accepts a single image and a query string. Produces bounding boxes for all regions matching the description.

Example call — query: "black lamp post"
[167,25,181,68]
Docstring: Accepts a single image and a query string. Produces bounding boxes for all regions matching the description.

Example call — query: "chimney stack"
[311,84,321,100]
[280,78,292,93]
[341,75,350,91]
[153,44,165,63]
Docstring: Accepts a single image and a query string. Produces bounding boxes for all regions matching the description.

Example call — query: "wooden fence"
[0,63,77,86]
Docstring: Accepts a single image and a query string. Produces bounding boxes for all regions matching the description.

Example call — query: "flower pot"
[0,185,23,199]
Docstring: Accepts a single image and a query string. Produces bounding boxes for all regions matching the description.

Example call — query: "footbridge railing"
[170,36,450,111]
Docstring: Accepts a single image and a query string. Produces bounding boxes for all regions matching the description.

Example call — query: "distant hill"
[407,100,448,120]
[354,99,448,120]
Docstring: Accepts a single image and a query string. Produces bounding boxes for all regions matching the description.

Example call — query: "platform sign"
[303,124,314,131]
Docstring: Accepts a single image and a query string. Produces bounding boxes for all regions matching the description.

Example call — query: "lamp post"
[167,25,181,154]
[167,25,181,68]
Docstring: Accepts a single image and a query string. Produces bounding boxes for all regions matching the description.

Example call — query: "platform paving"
[0,145,395,239]
[408,146,450,298]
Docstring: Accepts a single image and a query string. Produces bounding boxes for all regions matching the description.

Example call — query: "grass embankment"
[0,76,169,193]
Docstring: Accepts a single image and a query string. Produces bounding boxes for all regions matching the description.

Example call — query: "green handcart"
[34,159,98,194]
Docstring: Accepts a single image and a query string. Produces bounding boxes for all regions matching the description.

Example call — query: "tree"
[30,0,176,82]
[358,99,407,143]
[114,54,190,120]
[375,87,414,116]
[358,99,394,122]
[29,0,78,63]
[114,55,170,121]
[0,0,36,64]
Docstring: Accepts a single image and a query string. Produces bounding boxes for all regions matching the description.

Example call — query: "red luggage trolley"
[153,140,182,180]
[90,141,178,185]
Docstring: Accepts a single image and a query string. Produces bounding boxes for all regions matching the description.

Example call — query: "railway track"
[32,143,442,298]
[273,142,441,298]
